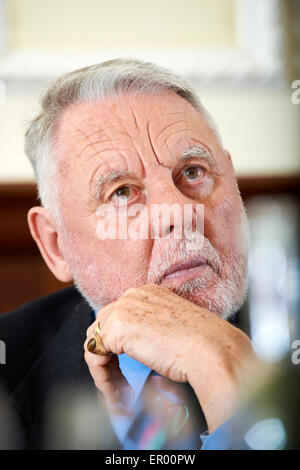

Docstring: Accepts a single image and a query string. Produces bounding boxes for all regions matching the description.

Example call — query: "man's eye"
[183,166,205,181]
[112,185,131,199]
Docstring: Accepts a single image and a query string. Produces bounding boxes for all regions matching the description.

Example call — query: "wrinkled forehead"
[54,92,216,164]
[57,91,196,131]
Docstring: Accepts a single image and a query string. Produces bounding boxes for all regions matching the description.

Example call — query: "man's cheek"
[106,241,150,283]
[207,199,239,249]
[213,198,235,219]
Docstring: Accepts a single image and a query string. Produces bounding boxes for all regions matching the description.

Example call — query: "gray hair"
[25,58,222,218]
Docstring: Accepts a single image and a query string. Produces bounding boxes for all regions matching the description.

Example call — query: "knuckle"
[122,286,138,298]
[109,310,125,331]
[108,302,127,324]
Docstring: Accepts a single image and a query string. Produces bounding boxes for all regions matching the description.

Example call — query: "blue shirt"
[108,353,152,444]
[106,352,242,449]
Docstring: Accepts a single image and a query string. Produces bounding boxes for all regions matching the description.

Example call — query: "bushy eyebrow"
[94,170,133,199]
[177,146,218,170]
[93,146,219,199]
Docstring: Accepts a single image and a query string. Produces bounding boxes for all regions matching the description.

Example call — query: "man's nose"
[148,183,200,239]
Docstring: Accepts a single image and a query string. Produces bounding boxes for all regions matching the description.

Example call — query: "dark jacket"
[0,287,121,449]
[0,287,206,450]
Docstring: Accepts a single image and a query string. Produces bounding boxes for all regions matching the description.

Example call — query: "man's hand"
[84,284,256,433]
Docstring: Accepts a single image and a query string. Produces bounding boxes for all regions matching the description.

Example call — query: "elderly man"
[0,58,256,450]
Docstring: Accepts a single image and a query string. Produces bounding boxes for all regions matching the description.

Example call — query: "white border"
[0,0,286,90]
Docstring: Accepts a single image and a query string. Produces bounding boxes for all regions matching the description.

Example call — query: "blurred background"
[0,0,299,450]
[0,0,299,326]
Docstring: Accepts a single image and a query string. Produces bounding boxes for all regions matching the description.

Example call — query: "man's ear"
[27,206,72,283]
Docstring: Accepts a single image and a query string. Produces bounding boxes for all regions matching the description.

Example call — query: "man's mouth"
[161,256,210,284]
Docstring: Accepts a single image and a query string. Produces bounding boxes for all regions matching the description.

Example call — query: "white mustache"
[147,231,222,285]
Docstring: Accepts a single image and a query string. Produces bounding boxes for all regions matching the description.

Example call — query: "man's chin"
[168,284,219,311]
[163,278,239,319]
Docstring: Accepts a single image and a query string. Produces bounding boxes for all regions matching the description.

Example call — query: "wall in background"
[8,0,236,50]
